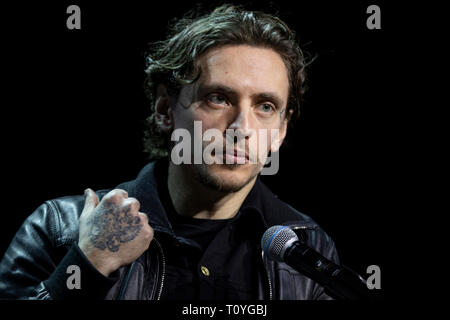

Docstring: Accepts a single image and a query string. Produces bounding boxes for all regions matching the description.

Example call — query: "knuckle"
[105,189,128,201]
[138,212,148,222]
[122,198,140,212]
[140,210,147,217]
[130,197,141,209]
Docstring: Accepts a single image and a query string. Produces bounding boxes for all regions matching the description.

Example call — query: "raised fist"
[78,188,154,276]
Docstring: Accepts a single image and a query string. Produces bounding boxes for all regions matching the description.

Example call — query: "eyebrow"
[197,83,285,109]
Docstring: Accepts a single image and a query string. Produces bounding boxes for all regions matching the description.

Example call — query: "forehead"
[196,45,289,103]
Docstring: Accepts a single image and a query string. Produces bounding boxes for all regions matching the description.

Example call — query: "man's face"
[170,44,290,192]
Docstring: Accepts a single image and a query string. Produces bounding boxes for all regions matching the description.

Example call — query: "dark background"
[1,0,399,299]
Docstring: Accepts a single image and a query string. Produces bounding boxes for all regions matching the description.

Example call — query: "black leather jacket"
[0,161,340,300]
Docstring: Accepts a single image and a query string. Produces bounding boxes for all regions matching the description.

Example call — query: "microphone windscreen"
[261,225,298,262]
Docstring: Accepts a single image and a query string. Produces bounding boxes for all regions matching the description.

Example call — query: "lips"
[222,148,249,164]
[225,149,249,160]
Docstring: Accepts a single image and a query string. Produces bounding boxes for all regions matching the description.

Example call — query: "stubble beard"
[191,162,262,193]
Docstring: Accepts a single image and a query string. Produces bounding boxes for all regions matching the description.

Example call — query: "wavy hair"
[143,4,310,159]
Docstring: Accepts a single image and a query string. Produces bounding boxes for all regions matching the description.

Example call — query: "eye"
[257,103,275,114]
[207,93,228,106]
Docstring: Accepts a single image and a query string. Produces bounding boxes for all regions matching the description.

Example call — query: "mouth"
[223,148,249,164]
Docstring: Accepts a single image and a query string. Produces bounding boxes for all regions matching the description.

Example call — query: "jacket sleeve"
[0,201,118,299]
[0,202,59,299]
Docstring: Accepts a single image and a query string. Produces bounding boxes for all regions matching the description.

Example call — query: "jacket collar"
[116,159,317,237]
[119,160,173,234]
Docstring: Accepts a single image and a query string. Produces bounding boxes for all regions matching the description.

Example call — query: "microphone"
[261,225,373,300]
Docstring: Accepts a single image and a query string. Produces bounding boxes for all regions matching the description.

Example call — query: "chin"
[193,162,261,193]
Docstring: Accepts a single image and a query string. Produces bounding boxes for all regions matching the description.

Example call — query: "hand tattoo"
[87,202,142,252]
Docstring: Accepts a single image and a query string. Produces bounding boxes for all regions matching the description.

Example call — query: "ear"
[270,109,292,153]
[154,84,174,133]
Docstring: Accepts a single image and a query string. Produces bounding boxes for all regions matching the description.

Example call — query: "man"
[0,4,339,300]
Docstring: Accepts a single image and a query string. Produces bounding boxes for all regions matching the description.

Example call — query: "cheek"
[249,129,280,157]
[258,130,275,150]
[172,106,225,148]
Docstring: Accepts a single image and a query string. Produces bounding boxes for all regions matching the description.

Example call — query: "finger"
[83,188,99,210]
[103,189,128,203]
[122,197,141,212]
[138,212,149,224]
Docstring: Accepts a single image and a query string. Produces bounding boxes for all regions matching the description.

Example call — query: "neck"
[167,162,256,220]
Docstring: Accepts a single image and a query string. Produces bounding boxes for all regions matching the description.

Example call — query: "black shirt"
[154,161,262,300]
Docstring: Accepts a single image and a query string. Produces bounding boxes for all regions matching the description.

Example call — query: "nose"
[227,106,254,140]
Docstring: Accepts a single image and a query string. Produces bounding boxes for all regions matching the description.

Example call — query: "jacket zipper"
[152,237,166,300]
[261,250,273,300]
[116,237,166,300]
